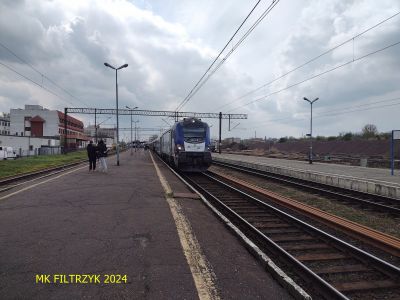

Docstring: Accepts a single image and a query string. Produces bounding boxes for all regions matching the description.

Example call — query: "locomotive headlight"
[176,144,184,151]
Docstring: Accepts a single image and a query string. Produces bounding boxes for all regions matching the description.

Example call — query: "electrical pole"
[303,97,319,164]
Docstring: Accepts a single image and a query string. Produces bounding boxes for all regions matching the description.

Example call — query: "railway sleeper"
[259,228,302,234]
[232,208,267,213]
[333,279,399,292]
[281,243,332,251]
[251,222,292,229]
[227,205,263,209]
[295,252,348,261]
[314,264,371,275]
[222,200,249,204]
[271,234,316,242]
[238,212,277,217]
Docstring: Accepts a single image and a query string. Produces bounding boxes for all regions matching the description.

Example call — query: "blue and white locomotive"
[153,117,212,172]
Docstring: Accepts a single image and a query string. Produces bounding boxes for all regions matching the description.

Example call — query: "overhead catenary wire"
[247,96,400,129]
[0,41,90,107]
[178,0,280,112]
[174,0,261,112]
[252,101,400,130]
[0,61,76,106]
[175,0,280,112]
[215,11,400,111]
[227,40,400,112]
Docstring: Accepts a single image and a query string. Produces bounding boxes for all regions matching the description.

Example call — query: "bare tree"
[362,124,378,139]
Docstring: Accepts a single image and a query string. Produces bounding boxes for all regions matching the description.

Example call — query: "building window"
[25,127,31,131]
[21,132,24,136]
[29,145,33,151]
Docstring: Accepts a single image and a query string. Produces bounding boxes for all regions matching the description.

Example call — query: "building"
[223,137,241,144]
[10,104,89,149]
[84,125,116,148]
[0,135,61,157]
[84,125,116,141]
[0,113,10,135]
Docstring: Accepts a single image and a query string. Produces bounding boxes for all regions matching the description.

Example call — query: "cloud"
[0,0,399,139]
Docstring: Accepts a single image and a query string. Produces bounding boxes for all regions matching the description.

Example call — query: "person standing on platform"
[86,141,97,172]
[97,140,108,173]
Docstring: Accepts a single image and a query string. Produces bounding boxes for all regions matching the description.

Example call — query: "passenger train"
[152,117,212,172]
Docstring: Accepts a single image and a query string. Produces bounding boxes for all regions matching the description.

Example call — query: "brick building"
[10,105,89,149]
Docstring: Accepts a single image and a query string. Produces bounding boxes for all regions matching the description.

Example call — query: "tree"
[278,137,287,143]
[339,132,353,141]
[362,124,378,139]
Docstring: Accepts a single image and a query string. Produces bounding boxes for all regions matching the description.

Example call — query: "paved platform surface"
[213,153,400,199]
[0,150,293,299]
[213,153,400,184]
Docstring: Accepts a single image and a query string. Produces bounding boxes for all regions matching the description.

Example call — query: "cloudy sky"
[1,0,399,141]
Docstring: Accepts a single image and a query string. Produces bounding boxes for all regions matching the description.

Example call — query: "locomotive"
[152,117,212,172]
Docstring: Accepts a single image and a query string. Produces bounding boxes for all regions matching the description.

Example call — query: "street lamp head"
[117,64,129,70]
[104,62,115,69]
[303,97,309,101]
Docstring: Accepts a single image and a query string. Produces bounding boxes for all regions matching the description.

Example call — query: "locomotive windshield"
[183,127,206,138]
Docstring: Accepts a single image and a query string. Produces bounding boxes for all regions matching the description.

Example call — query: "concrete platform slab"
[0,150,294,299]
[0,150,196,299]
[213,153,400,199]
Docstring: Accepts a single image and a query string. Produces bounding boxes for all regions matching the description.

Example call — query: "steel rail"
[0,159,86,192]
[212,160,400,215]
[210,169,400,257]
[152,153,313,299]
[0,149,124,189]
[183,171,400,299]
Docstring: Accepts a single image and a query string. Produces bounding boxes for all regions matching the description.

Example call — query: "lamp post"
[104,62,128,166]
[132,120,139,152]
[303,97,319,164]
[125,106,138,155]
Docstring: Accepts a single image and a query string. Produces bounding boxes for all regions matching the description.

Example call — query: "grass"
[0,151,87,179]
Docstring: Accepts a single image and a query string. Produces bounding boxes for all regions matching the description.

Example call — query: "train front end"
[173,118,212,172]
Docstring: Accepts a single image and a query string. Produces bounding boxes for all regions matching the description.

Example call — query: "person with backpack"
[86,141,97,172]
[97,140,108,173]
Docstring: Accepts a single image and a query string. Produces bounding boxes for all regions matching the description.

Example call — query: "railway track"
[0,150,121,193]
[182,171,400,299]
[212,160,400,216]
[0,160,86,193]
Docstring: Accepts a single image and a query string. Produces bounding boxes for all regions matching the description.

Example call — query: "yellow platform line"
[150,152,219,300]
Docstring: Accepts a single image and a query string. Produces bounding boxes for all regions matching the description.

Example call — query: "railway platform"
[0,150,294,299]
[213,153,400,199]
